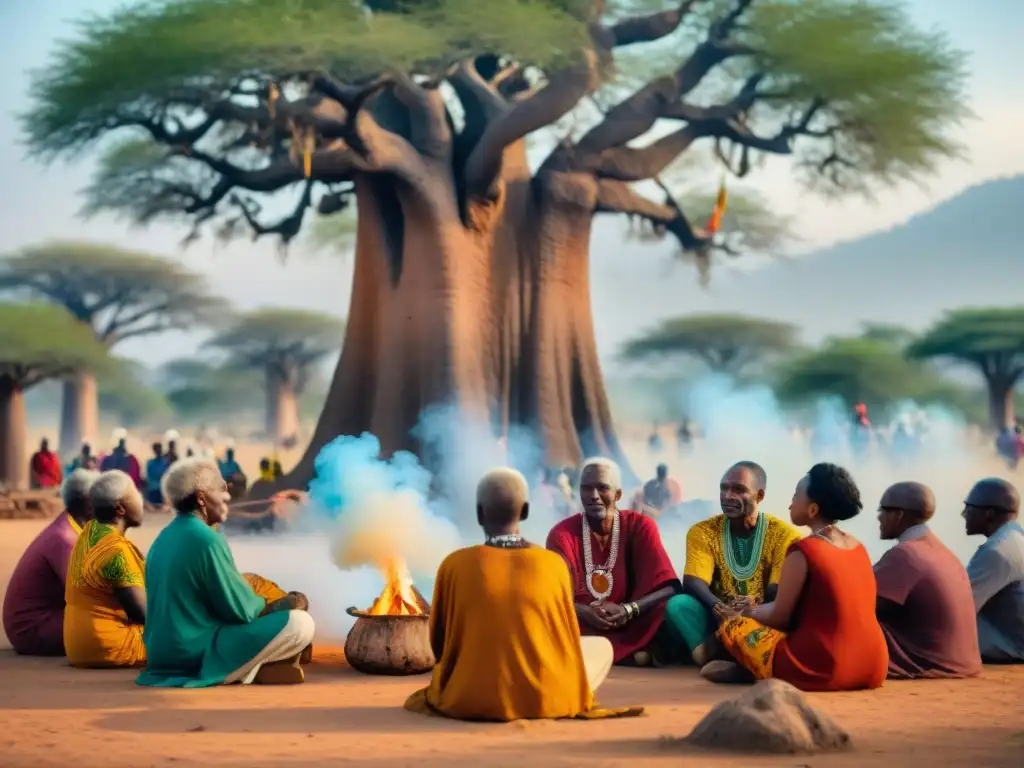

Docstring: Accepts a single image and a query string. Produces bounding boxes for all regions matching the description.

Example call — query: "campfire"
[359,559,430,617]
[344,558,435,675]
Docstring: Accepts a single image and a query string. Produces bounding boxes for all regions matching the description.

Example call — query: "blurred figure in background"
[144,442,168,506]
[67,443,98,473]
[636,464,682,518]
[100,430,142,489]
[30,438,63,490]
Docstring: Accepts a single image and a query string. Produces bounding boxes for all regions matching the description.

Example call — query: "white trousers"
[223,610,317,685]
[580,636,614,693]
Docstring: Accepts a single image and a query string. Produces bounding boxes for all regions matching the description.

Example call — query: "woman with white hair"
[137,458,315,687]
[65,470,147,668]
[2,468,99,656]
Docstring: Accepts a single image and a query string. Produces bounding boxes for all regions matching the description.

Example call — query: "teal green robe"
[136,515,289,687]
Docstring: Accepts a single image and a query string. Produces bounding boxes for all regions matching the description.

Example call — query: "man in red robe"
[29,438,63,489]
[547,457,681,666]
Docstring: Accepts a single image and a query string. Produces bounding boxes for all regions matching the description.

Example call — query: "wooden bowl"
[343,607,435,676]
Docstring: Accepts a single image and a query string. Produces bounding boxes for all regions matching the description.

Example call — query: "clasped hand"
[579,601,631,630]
[713,595,757,622]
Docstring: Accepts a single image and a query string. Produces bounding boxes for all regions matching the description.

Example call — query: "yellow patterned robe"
[64,520,147,668]
[683,514,802,600]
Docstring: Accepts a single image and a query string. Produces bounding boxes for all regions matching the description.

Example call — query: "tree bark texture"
[260,147,634,496]
[986,376,1016,431]
[266,371,301,446]
[59,372,99,457]
[0,377,28,490]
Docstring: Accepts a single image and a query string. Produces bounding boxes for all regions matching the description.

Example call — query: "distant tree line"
[620,310,1024,429]
[0,242,344,488]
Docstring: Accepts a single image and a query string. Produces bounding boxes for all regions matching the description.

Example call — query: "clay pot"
[343,607,435,675]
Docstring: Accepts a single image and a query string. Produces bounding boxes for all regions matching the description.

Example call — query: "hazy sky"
[1,1,1022,365]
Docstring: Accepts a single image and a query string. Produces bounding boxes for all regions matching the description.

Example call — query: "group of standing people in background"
[27,429,286,506]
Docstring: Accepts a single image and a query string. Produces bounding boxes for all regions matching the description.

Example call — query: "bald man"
[405,468,623,722]
[963,478,1024,663]
[874,482,981,678]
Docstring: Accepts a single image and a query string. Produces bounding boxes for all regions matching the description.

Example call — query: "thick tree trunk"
[59,372,99,457]
[523,171,636,483]
[262,171,495,494]
[266,371,301,445]
[986,376,1016,430]
[0,376,28,491]
[255,161,633,497]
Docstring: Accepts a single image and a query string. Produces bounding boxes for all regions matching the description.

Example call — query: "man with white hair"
[137,458,315,687]
[3,468,98,655]
[406,467,640,721]
[546,457,681,667]
[65,470,148,667]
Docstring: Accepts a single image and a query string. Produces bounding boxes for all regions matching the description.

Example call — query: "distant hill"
[590,174,1024,351]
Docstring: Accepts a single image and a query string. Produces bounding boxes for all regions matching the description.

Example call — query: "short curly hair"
[805,462,862,522]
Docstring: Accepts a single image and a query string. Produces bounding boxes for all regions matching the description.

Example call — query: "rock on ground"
[687,679,852,754]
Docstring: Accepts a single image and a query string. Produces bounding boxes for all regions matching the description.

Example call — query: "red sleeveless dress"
[773,537,889,691]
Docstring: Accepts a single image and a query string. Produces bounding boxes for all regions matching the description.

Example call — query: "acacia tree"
[775,336,954,412]
[622,313,797,376]
[206,309,344,443]
[0,303,113,489]
[908,308,1024,429]
[0,242,218,453]
[23,0,966,492]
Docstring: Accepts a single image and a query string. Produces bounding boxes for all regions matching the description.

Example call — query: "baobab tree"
[908,308,1024,430]
[22,0,967,491]
[207,309,344,444]
[0,303,113,489]
[622,313,798,377]
[0,243,217,453]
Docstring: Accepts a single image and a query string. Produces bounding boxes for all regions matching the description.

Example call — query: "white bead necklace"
[582,510,620,603]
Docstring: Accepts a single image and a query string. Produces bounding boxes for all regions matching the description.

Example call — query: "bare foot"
[691,636,721,667]
[632,650,653,667]
[254,654,305,685]
[700,660,755,685]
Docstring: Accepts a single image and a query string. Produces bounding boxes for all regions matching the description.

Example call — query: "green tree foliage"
[0,242,218,344]
[206,308,344,386]
[97,360,174,428]
[622,313,798,376]
[160,359,263,423]
[0,303,115,388]
[22,0,967,266]
[0,303,115,486]
[907,307,1024,428]
[775,336,959,411]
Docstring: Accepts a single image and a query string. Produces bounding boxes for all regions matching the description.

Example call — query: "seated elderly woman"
[65,470,148,667]
[136,458,315,687]
[3,468,99,656]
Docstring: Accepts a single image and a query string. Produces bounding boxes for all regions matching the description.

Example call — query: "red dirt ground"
[3,520,1022,767]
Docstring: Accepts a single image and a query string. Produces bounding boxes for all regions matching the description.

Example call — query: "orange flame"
[364,558,430,617]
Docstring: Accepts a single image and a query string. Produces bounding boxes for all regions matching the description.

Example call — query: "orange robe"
[405,545,640,721]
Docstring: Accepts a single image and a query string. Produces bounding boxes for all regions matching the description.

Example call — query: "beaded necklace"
[722,513,767,582]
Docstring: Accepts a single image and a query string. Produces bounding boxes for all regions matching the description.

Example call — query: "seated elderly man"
[65,470,148,668]
[405,467,640,721]
[137,458,315,687]
[963,478,1024,663]
[3,469,98,656]
[874,481,981,679]
[547,457,681,666]
[664,461,802,667]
